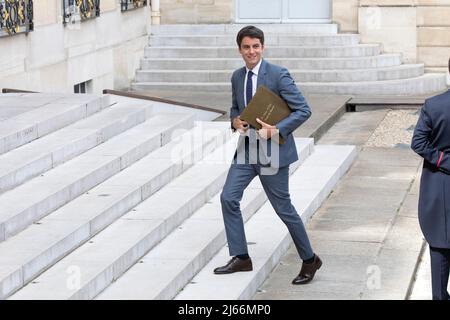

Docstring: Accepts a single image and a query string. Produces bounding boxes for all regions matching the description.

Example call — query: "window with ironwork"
[62,0,100,25]
[121,0,147,12]
[0,0,33,37]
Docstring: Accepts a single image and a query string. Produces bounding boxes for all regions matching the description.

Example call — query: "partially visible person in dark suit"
[411,58,450,300]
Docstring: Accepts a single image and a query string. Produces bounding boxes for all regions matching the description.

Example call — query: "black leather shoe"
[292,254,322,285]
[214,257,253,274]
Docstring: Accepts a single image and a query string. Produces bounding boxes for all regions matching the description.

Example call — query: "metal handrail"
[103,89,227,115]
[2,88,37,93]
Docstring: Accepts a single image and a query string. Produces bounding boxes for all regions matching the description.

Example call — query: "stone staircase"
[0,92,356,300]
[131,24,447,95]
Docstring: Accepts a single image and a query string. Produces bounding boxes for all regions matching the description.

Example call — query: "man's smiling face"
[239,36,264,69]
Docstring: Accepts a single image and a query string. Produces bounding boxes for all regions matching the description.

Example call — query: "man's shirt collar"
[245,59,262,77]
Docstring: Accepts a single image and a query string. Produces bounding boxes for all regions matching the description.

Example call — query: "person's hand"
[232,116,249,134]
[256,118,278,140]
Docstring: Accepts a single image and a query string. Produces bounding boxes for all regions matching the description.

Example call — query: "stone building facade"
[1,0,448,94]
[0,0,150,93]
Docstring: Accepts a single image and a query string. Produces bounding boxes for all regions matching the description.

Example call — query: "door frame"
[234,0,282,24]
[234,0,332,23]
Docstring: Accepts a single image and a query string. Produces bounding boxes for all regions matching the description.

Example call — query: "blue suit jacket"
[411,89,450,248]
[230,59,311,168]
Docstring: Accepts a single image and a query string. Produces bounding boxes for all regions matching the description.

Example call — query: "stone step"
[151,24,338,35]
[96,139,315,300]
[132,73,447,95]
[0,94,109,156]
[0,101,157,195]
[7,129,240,300]
[174,145,357,300]
[0,93,91,121]
[301,73,448,95]
[135,64,424,83]
[0,107,193,243]
[144,45,381,59]
[1,121,230,300]
[149,34,360,47]
[0,93,110,119]
[140,54,402,71]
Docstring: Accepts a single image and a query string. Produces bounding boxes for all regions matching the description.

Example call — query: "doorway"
[235,0,332,23]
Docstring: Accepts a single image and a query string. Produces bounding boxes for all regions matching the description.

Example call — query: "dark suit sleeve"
[411,102,450,174]
[275,67,311,139]
[230,72,239,132]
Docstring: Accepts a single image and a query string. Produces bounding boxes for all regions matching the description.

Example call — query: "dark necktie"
[246,70,253,106]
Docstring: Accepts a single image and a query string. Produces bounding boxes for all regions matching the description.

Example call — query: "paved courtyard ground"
[254,108,441,300]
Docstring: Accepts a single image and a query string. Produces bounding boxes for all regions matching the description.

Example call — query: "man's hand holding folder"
[256,118,279,140]
[232,116,249,134]
[238,85,292,144]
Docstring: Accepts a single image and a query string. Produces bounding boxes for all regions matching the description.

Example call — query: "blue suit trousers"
[220,163,314,261]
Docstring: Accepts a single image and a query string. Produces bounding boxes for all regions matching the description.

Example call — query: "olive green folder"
[239,85,291,144]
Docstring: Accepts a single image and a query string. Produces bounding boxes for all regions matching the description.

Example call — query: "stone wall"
[333,0,450,72]
[332,0,359,32]
[160,0,233,24]
[416,0,450,73]
[358,3,417,63]
[0,0,150,94]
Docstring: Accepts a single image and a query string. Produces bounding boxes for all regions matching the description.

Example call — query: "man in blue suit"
[213,26,322,285]
[411,59,450,299]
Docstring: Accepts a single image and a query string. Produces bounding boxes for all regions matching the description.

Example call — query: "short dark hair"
[236,26,264,48]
